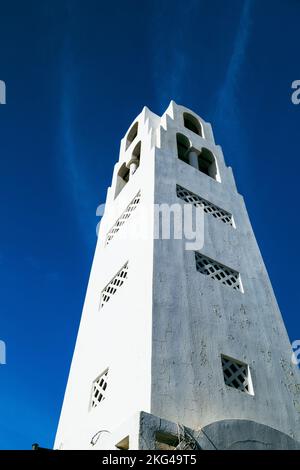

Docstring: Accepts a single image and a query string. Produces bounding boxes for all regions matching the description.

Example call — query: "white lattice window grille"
[195,252,243,292]
[100,262,129,308]
[90,369,109,409]
[177,184,234,227]
[221,355,253,395]
[106,191,141,245]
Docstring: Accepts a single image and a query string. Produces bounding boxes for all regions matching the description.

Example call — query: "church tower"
[54,102,300,450]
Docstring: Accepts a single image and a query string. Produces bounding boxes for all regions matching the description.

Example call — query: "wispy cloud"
[57,31,95,250]
[151,0,201,109]
[214,0,253,149]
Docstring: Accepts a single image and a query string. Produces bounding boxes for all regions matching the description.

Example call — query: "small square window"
[90,368,109,409]
[221,355,254,395]
[195,252,243,292]
[100,262,129,308]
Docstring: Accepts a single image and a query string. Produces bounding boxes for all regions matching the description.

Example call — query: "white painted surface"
[54,102,300,449]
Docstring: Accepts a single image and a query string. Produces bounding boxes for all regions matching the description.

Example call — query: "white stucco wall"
[54,101,300,449]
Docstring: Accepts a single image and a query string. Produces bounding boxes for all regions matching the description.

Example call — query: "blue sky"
[0,0,299,449]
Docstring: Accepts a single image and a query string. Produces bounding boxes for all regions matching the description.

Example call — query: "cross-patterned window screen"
[100,262,129,308]
[195,252,243,292]
[221,355,253,395]
[106,191,141,245]
[176,184,234,227]
[90,369,109,409]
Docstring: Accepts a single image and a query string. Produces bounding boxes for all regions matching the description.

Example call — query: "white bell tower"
[54,101,300,450]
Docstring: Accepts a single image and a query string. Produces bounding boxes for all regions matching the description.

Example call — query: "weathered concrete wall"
[90,411,300,450]
[151,101,300,443]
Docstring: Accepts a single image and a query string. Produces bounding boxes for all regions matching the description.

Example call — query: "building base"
[92,411,300,450]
